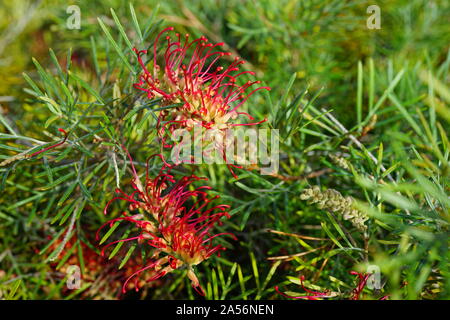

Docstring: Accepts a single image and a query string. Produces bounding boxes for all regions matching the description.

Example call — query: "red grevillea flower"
[275,275,336,300]
[349,271,370,300]
[132,27,270,176]
[349,271,389,300]
[97,149,235,295]
[133,27,270,131]
[275,271,389,300]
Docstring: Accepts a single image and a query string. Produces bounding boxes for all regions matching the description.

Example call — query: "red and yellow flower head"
[97,150,235,295]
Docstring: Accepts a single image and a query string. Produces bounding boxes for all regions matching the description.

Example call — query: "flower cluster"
[133,27,270,131]
[132,27,270,175]
[300,186,369,232]
[97,151,235,295]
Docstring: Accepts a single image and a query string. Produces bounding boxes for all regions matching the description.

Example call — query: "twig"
[322,108,395,183]
[111,151,120,189]
[313,243,336,282]
[267,168,333,182]
[266,229,329,241]
[45,207,77,262]
[267,246,327,261]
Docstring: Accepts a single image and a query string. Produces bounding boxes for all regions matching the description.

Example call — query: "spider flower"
[97,151,235,295]
[275,271,389,300]
[275,275,336,300]
[133,27,269,131]
[132,28,270,176]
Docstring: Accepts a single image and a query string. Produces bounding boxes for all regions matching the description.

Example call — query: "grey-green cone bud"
[300,186,368,232]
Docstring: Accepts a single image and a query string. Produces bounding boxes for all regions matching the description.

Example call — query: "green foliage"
[0,0,449,300]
